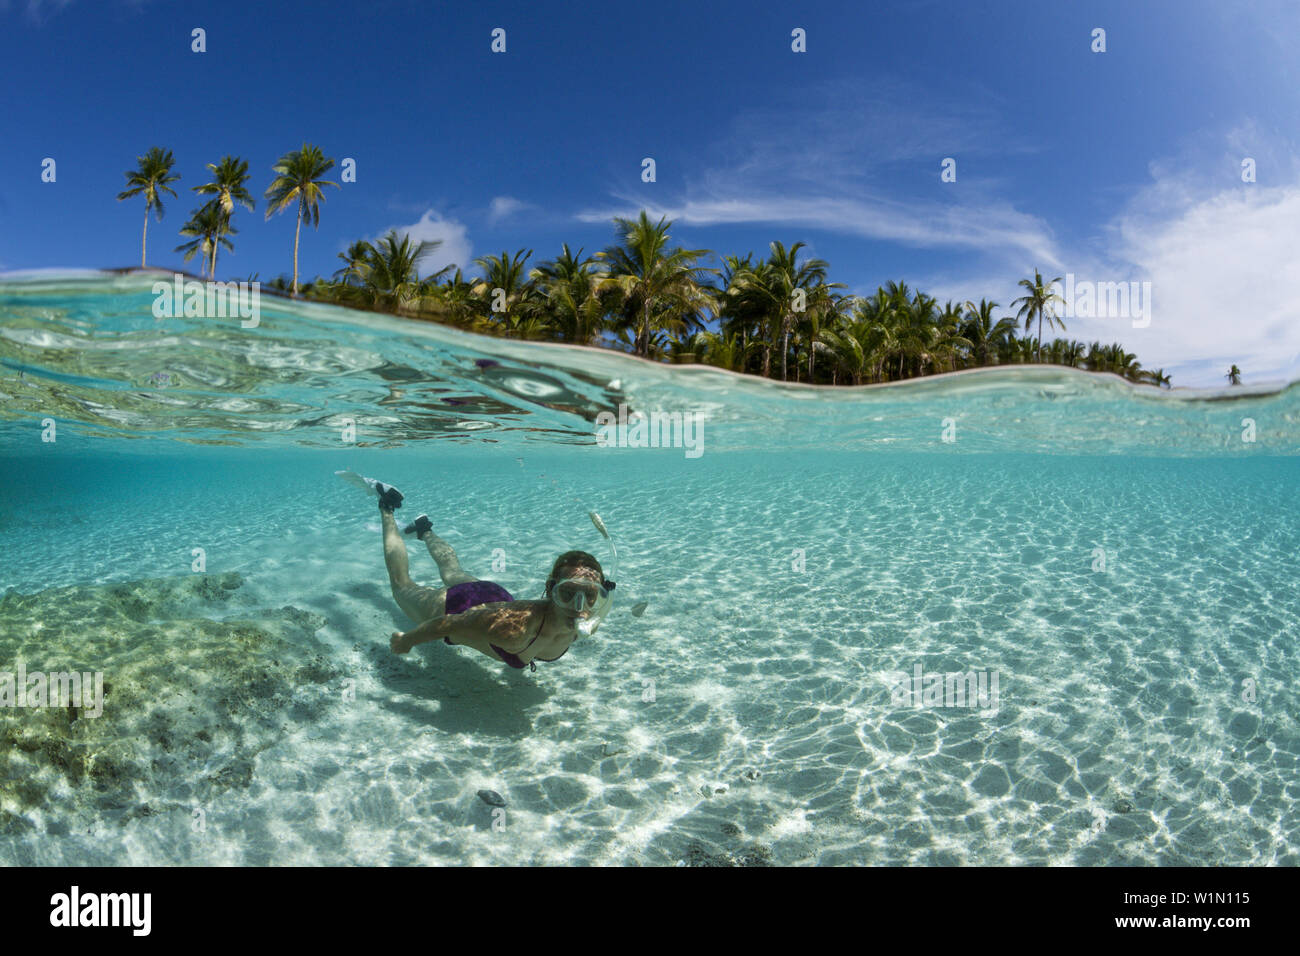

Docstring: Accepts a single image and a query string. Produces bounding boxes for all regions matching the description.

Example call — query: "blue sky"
[2,0,1298,385]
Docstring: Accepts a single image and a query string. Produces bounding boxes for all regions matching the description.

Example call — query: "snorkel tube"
[576,511,618,635]
[589,511,619,586]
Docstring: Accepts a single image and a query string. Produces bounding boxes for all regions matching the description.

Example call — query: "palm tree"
[192,156,254,278]
[801,289,849,381]
[362,231,440,312]
[333,240,375,285]
[933,300,965,372]
[717,254,769,371]
[1140,367,1172,389]
[850,288,902,382]
[667,331,710,363]
[531,245,610,344]
[742,241,838,382]
[1011,269,1065,362]
[116,147,181,268]
[1227,364,1242,385]
[611,326,670,358]
[818,317,877,385]
[697,331,753,373]
[892,286,937,378]
[725,242,840,381]
[264,144,339,295]
[419,269,480,329]
[961,299,1017,367]
[175,201,234,278]
[472,249,537,327]
[722,257,777,375]
[595,211,715,358]
[1011,333,1038,365]
[1093,342,1140,379]
[261,215,1178,388]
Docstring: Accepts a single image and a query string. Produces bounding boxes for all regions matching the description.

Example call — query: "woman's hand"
[391,631,411,654]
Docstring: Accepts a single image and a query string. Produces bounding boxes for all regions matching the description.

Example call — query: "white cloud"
[573,79,1300,387]
[1110,180,1300,385]
[713,76,1035,184]
[1,0,153,20]
[487,196,529,223]
[373,209,472,277]
[577,193,1062,271]
[919,161,1300,387]
[1,0,76,20]
[576,77,1061,295]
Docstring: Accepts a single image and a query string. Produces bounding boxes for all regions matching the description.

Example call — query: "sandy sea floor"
[1,447,1296,864]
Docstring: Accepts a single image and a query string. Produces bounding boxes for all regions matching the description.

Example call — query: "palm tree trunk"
[640,295,650,357]
[211,243,218,281]
[141,204,149,268]
[1036,313,1043,363]
[292,199,303,296]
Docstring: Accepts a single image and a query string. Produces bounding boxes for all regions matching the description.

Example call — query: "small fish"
[631,602,648,617]
[477,789,507,808]
[590,511,610,540]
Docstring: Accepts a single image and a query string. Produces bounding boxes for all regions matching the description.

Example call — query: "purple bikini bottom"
[445,580,514,615]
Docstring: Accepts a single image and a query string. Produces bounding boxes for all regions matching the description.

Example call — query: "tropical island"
[117,142,1219,389]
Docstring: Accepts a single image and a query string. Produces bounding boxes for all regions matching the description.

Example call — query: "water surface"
[0,274,1296,865]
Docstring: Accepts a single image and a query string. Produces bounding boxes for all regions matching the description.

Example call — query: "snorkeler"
[337,472,614,671]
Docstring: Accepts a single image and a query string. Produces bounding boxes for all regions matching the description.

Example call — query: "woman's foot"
[376,483,404,512]
[403,514,432,538]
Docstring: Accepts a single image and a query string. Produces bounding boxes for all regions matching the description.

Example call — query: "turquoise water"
[1,274,1297,865]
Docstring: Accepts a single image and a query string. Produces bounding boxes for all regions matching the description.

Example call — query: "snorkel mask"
[548,512,618,634]
[551,576,612,612]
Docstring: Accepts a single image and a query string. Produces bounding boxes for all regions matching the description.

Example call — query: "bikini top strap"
[519,605,548,671]
[511,605,546,650]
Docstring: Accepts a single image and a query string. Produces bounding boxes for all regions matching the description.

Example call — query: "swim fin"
[336,470,404,510]
[404,514,432,537]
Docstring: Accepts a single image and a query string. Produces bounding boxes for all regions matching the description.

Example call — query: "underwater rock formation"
[0,571,342,834]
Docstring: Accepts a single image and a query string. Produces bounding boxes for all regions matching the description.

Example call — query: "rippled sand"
[1,448,1295,865]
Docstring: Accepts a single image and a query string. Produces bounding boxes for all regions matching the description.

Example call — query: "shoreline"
[1,267,1291,399]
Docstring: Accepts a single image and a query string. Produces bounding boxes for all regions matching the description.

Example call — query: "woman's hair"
[545,550,604,596]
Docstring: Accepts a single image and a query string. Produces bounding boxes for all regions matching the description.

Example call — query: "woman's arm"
[390,602,542,657]
[390,614,455,653]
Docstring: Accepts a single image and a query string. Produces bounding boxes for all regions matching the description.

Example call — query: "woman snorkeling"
[344,473,614,671]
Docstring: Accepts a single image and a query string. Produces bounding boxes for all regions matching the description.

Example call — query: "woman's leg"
[381,508,447,624]
[415,525,478,588]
